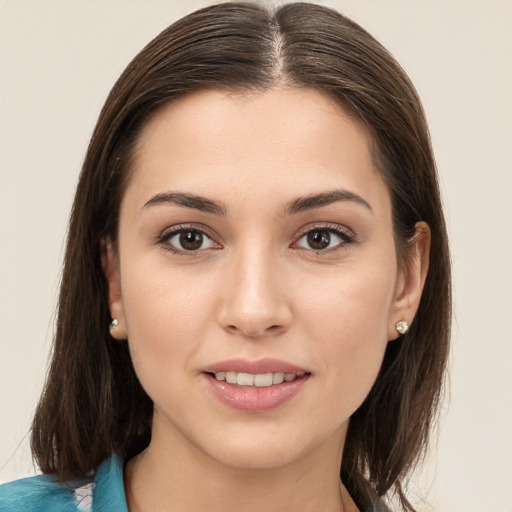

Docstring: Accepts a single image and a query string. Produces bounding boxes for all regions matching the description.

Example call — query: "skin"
[103,88,430,512]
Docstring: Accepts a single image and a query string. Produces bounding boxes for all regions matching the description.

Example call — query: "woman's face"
[106,88,422,470]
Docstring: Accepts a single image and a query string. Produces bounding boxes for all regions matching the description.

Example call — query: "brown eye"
[294,226,353,252]
[179,230,204,250]
[306,230,331,250]
[163,228,216,253]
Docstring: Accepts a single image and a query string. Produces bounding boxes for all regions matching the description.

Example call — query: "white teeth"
[236,373,254,386]
[214,371,301,387]
[225,372,237,384]
[272,372,284,384]
[253,373,273,387]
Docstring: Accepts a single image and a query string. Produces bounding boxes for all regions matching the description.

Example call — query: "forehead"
[126,87,390,215]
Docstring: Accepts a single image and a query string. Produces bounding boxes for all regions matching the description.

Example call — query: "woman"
[0,2,450,511]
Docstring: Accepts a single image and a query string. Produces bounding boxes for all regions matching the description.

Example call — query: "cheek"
[301,263,395,344]
[299,265,395,405]
[119,259,217,384]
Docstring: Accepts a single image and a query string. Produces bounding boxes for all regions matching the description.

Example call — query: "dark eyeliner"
[156,224,218,255]
[293,222,356,254]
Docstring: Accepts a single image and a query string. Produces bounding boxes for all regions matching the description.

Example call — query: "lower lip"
[204,373,309,413]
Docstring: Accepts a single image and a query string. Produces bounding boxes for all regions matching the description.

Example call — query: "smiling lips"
[203,358,310,412]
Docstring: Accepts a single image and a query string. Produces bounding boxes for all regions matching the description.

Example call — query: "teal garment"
[0,455,128,512]
[0,455,392,512]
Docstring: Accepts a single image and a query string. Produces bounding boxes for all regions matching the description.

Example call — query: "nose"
[217,247,292,338]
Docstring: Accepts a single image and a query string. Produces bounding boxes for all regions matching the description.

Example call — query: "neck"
[125,419,356,512]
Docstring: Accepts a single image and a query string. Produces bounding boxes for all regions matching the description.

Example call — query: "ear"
[101,238,127,340]
[388,221,431,341]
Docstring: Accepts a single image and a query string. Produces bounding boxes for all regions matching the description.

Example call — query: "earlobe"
[388,221,431,340]
[101,238,127,340]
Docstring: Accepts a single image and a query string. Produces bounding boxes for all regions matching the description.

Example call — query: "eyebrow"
[143,192,227,215]
[142,188,372,217]
[283,189,373,215]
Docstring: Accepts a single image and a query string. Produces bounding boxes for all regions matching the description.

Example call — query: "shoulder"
[0,456,124,512]
[0,473,93,512]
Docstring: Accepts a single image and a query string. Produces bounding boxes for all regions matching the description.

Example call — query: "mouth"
[203,358,311,412]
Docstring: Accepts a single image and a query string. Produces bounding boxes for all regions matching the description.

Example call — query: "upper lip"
[203,357,310,375]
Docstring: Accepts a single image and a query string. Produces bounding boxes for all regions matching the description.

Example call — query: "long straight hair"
[31,3,451,510]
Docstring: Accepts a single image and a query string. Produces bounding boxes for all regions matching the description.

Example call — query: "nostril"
[223,323,284,338]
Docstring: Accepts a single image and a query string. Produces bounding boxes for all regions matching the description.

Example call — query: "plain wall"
[1,1,511,511]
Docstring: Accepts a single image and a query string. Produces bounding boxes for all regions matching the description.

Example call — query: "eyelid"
[291,222,356,252]
[155,221,355,255]
[157,223,222,254]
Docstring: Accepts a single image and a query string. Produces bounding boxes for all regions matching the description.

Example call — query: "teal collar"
[92,455,129,511]
[0,455,128,512]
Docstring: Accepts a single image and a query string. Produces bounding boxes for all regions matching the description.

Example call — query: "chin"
[211,445,304,470]
[199,423,344,472]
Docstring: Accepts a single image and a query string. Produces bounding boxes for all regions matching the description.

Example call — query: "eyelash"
[157,224,219,255]
[156,223,355,256]
[292,223,355,254]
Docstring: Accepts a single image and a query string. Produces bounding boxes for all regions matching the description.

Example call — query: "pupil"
[179,231,203,250]
[307,230,330,250]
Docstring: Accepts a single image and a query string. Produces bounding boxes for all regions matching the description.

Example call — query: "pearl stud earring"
[395,320,409,335]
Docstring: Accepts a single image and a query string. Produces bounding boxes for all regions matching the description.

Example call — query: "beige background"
[1,1,511,511]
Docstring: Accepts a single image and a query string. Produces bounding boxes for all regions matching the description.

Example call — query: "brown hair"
[31,3,450,510]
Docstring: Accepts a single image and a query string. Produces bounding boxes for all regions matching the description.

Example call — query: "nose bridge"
[219,239,291,337]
